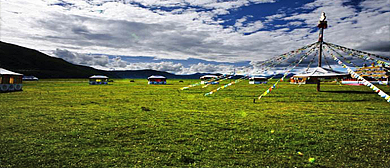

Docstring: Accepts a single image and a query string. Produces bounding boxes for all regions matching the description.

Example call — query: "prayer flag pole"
[317,12,327,92]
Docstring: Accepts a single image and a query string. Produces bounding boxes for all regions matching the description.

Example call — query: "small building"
[0,68,23,92]
[23,76,39,81]
[200,75,219,84]
[342,63,389,85]
[249,77,268,84]
[290,67,349,84]
[148,75,166,84]
[89,75,109,85]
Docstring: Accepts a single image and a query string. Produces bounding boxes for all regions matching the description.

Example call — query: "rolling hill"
[0,41,210,79]
[0,41,105,78]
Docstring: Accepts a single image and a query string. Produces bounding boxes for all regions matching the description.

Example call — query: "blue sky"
[1,0,389,74]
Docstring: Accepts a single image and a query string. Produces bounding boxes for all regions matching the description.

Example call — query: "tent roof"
[0,68,23,76]
[293,67,348,78]
[89,75,108,79]
[200,75,218,78]
[148,75,166,79]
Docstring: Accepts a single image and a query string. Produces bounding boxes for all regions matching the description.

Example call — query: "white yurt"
[249,77,268,84]
[148,75,167,84]
[200,75,219,84]
[0,68,23,92]
[89,75,109,85]
[290,67,348,84]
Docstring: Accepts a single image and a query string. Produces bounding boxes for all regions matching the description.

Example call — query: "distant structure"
[249,77,267,84]
[342,63,389,85]
[290,67,349,84]
[200,75,219,84]
[89,75,109,85]
[23,76,39,81]
[0,68,23,92]
[148,75,167,84]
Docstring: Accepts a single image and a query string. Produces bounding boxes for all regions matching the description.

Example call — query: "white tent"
[148,75,167,84]
[249,77,268,84]
[0,68,23,92]
[89,75,109,85]
[291,67,348,84]
[200,75,219,84]
[293,67,348,78]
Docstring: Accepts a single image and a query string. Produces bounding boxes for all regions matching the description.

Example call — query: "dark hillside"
[0,41,221,79]
[0,41,106,78]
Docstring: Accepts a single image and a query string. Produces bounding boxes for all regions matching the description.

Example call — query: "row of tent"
[89,74,269,85]
[2,65,388,92]
[89,75,168,85]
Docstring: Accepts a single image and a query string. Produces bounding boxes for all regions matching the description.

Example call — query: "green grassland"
[1,79,390,167]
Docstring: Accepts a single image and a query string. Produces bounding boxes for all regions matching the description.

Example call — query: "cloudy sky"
[1,0,389,74]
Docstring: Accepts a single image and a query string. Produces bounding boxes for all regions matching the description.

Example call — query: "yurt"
[0,68,23,92]
[89,75,109,85]
[290,67,348,84]
[200,75,219,84]
[342,63,389,85]
[249,77,268,84]
[148,75,167,84]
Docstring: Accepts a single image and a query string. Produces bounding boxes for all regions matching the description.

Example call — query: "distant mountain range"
[0,41,219,79]
[0,41,294,79]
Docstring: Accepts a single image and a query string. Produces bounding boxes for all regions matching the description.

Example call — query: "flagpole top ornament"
[320,12,326,21]
[317,12,328,29]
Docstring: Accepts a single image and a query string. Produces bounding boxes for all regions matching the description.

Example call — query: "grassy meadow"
[1,79,390,167]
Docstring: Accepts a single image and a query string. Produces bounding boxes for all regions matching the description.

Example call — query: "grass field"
[1,79,390,167]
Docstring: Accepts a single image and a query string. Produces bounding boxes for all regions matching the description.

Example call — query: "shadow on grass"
[320,90,376,94]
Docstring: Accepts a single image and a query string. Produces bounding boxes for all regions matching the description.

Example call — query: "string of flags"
[202,75,232,88]
[180,74,229,90]
[325,43,388,85]
[325,42,390,62]
[254,42,319,77]
[321,47,334,70]
[325,42,390,67]
[305,47,319,72]
[204,77,248,96]
[268,44,319,82]
[254,42,318,72]
[257,45,319,100]
[328,48,390,103]
[203,43,318,97]
[324,45,361,68]
[180,82,202,90]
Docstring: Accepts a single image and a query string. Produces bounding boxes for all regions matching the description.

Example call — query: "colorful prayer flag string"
[180,74,229,90]
[257,45,319,100]
[204,76,248,96]
[328,48,390,103]
[324,45,361,68]
[202,75,232,88]
[254,42,319,76]
[324,42,390,67]
[254,42,318,73]
[324,44,388,85]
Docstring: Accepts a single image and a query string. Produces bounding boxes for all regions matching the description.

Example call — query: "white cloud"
[0,0,389,74]
[53,49,110,66]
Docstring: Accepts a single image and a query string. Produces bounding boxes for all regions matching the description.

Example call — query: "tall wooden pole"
[317,12,327,92]
[317,28,323,92]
